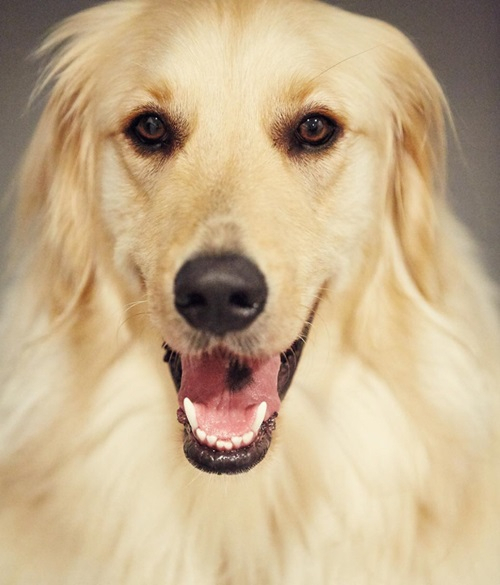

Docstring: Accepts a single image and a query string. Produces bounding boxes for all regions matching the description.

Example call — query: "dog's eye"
[295,114,339,148]
[128,113,170,149]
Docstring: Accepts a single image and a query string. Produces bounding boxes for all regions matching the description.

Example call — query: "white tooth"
[196,428,207,443]
[231,436,243,449]
[207,435,217,447]
[183,397,198,430]
[217,439,234,451]
[242,431,254,446]
[251,401,267,433]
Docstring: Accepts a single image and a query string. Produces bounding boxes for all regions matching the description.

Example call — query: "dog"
[1,0,499,582]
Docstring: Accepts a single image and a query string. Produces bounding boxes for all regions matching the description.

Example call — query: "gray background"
[1,1,499,282]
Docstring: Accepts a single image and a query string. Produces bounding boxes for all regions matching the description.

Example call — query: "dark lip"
[162,311,315,475]
[177,409,277,475]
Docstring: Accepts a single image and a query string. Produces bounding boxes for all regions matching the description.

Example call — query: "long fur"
[1,0,499,583]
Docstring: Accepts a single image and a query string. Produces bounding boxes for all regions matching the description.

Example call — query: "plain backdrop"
[1,0,499,282]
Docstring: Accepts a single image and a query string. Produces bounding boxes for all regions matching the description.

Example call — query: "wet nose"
[174,254,267,336]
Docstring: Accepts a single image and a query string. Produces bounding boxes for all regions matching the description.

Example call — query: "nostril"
[229,292,255,309]
[174,254,267,336]
[176,292,207,310]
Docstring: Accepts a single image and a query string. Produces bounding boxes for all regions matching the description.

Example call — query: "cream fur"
[1,0,500,583]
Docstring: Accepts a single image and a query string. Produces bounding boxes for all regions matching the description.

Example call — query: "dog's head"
[22,0,446,474]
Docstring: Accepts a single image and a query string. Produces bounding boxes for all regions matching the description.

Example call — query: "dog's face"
[34,0,445,473]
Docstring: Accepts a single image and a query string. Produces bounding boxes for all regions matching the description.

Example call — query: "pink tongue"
[177,352,281,438]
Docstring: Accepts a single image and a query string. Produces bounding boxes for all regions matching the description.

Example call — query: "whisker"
[123,298,148,314]
[309,45,383,83]
[116,298,150,337]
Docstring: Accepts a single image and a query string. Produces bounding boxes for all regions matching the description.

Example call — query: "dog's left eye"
[294,114,339,148]
[128,113,170,149]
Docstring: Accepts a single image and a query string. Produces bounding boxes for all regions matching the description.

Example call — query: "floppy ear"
[383,40,448,302]
[16,4,131,321]
[18,81,97,320]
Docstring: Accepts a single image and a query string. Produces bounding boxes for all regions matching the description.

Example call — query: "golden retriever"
[1,0,499,582]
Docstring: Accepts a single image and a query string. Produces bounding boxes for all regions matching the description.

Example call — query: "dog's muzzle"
[163,253,312,475]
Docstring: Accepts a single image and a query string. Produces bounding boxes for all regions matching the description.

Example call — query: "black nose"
[174,254,267,336]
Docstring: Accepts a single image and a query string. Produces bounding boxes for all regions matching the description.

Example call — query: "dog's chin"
[163,318,312,475]
[178,409,278,475]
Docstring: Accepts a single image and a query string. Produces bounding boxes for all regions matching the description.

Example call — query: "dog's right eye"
[128,113,170,150]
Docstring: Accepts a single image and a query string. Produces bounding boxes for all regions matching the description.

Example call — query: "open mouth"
[163,319,312,475]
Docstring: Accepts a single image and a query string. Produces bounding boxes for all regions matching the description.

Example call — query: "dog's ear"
[19,84,97,321]
[16,4,130,321]
[382,39,448,302]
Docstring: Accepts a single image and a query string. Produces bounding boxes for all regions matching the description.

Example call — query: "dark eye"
[128,113,170,149]
[295,114,339,148]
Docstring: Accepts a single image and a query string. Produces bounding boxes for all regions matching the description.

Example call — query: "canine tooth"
[242,431,254,446]
[183,397,198,430]
[231,436,243,449]
[251,401,267,433]
[207,435,217,447]
[196,428,207,443]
